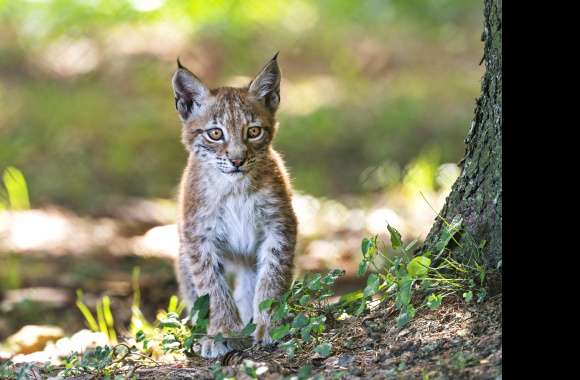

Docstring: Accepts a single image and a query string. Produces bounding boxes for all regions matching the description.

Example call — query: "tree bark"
[422,0,502,291]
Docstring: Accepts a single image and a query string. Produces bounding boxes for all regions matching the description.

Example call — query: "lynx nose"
[230,158,245,168]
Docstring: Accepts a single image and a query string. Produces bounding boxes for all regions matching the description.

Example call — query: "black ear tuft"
[177,57,186,70]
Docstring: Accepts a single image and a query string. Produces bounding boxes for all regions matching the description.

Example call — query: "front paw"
[199,336,231,359]
[253,322,273,346]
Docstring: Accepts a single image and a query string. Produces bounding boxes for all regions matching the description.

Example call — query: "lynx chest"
[212,191,269,257]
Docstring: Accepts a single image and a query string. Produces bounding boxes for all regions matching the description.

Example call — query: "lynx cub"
[172,54,297,358]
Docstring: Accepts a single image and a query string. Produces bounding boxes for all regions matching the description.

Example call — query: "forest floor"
[7,294,501,379]
[133,296,502,379]
[1,202,501,379]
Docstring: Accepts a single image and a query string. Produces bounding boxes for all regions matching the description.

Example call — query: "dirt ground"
[29,294,500,380]
[1,249,502,379]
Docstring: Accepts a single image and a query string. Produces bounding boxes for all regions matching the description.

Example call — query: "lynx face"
[172,55,281,177]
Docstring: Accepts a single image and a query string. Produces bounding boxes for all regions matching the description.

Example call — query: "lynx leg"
[253,237,295,345]
[233,267,256,325]
[176,251,198,314]
[181,237,243,358]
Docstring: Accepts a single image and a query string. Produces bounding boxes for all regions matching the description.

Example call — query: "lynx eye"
[247,126,262,139]
[207,128,223,141]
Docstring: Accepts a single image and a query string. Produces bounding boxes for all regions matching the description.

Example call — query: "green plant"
[59,345,115,377]
[129,266,153,337]
[0,360,56,380]
[0,166,30,210]
[258,268,346,359]
[76,290,118,344]
[0,360,16,379]
[57,343,160,378]
[355,216,487,327]
[157,294,256,356]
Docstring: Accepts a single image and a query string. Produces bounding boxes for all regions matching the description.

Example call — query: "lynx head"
[172,53,281,177]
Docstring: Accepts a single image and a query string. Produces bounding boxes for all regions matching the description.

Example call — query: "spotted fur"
[172,54,297,358]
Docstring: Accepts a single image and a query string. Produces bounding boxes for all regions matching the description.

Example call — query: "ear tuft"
[249,53,281,113]
[176,57,186,70]
[172,59,209,121]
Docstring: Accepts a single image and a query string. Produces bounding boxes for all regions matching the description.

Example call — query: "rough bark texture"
[423,0,502,290]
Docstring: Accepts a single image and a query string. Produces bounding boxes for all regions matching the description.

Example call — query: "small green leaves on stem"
[314,342,332,358]
[356,219,486,327]
[387,224,402,249]
[270,324,290,340]
[364,273,381,298]
[407,256,431,278]
[425,293,443,310]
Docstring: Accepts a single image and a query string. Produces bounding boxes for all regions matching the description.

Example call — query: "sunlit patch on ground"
[0,183,454,270]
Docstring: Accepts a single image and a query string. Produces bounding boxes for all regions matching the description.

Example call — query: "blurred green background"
[0,0,487,351]
[0,0,483,213]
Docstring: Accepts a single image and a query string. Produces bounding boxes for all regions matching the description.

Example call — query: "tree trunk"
[422,0,502,291]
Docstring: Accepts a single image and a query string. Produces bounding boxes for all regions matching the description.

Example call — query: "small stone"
[350,367,364,376]
[6,325,64,354]
[338,354,354,366]
[397,329,410,337]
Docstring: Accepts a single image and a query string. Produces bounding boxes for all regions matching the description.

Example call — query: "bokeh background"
[0,0,483,353]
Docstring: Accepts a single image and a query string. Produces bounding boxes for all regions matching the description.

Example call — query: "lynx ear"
[172,59,210,121]
[249,53,281,113]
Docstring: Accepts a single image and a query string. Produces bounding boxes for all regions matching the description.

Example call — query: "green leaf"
[297,365,312,379]
[299,294,311,305]
[75,290,99,332]
[160,316,181,329]
[301,324,313,342]
[387,224,402,250]
[280,339,297,360]
[314,342,332,358]
[354,299,366,316]
[339,290,363,304]
[426,293,443,310]
[357,260,369,277]
[259,299,275,312]
[329,268,345,278]
[239,323,256,337]
[272,302,289,322]
[396,304,416,327]
[184,335,194,351]
[407,256,431,278]
[2,167,30,210]
[321,269,344,286]
[193,294,210,319]
[361,238,373,256]
[136,330,146,342]
[477,289,487,303]
[167,295,181,314]
[162,334,180,350]
[270,324,290,340]
[363,273,380,297]
[292,313,309,329]
[244,362,257,378]
[397,276,413,306]
[307,273,322,291]
[435,215,463,253]
[463,291,473,303]
[309,315,326,335]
